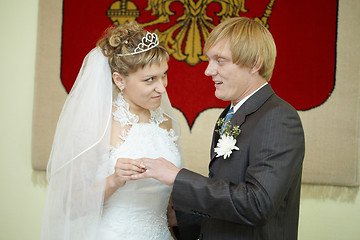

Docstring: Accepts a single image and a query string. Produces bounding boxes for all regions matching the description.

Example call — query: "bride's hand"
[105,158,146,201]
[113,158,147,187]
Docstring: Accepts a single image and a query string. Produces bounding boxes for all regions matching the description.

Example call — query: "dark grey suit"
[172,84,305,240]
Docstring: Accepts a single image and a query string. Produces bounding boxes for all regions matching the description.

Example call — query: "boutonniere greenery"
[214,118,241,159]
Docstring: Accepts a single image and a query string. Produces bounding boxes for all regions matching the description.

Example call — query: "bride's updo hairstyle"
[97,21,169,78]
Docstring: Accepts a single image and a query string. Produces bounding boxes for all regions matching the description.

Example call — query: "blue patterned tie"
[220,107,234,134]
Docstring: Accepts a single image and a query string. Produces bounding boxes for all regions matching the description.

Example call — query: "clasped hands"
[113,157,180,187]
[112,157,180,227]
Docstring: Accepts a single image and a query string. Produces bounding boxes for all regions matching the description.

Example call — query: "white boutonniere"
[214,118,241,159]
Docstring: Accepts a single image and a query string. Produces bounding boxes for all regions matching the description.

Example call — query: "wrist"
[109,173,125,189]
[104,174,125,201]
[169,168,181,186]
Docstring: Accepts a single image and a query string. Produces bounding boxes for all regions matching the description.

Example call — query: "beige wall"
[0,0,47,239]
[0,0,359,239]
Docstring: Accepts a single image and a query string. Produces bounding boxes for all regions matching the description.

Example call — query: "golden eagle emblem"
[107,0,275,66]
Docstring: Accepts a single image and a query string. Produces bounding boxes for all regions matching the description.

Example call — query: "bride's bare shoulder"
[110,119,132,147]
[160,114,172,131]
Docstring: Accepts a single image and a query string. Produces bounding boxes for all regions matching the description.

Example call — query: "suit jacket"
[172,84,305,240]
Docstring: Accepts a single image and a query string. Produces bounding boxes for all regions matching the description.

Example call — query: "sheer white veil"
[41,47,112,239]
[40,47,182,240]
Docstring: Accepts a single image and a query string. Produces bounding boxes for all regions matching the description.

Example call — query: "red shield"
[61,0,338,127]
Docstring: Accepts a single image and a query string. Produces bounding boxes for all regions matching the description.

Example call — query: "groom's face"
[204,39,254,105]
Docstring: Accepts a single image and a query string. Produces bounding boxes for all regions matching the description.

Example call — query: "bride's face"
[122,59,168,112]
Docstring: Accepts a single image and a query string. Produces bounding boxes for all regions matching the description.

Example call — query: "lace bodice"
[111,93,169,142]
[97,93,181,240]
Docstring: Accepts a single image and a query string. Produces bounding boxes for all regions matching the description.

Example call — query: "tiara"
[118,32,159,56]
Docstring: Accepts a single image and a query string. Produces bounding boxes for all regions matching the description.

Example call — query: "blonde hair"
[204,17,276,81]
[97,21,169,77]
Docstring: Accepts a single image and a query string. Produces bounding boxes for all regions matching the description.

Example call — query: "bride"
[41,21,182,240]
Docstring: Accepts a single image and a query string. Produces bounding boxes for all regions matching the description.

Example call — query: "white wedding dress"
[96,93,181,240]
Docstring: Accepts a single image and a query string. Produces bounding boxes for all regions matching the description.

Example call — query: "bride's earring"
[113,72,125,96]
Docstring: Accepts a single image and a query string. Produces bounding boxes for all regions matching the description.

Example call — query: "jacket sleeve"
[173,210,202,240]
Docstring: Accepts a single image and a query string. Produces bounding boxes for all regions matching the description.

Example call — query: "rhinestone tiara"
[118,32,159,56]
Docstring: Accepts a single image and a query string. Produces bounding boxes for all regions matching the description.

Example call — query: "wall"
[0,0,359,239]
[0,0,47,239]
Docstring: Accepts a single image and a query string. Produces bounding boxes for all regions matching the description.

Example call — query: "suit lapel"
[210,84,275,163]
[210,105,230,160]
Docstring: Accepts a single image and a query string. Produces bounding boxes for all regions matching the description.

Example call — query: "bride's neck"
[112,93,152,124]
[129,105,150,123]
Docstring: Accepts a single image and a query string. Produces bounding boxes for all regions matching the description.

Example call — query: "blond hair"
[204,17,276,81]
[97,21,169,77]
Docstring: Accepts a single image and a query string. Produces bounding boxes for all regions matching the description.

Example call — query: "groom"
[133,17,305,240]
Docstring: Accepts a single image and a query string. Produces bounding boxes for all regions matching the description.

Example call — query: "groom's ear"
[250,58,263,74]
[113,72,126,89]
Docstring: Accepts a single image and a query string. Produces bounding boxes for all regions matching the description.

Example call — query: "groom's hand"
[167,204,178,227]
[131,158,180,186]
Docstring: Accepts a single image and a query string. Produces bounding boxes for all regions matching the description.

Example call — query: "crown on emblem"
[118,32,159,56]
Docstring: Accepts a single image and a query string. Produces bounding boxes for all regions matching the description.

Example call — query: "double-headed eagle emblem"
[107,0,275,66]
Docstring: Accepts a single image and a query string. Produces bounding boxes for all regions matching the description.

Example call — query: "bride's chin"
[148,103,161,111]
